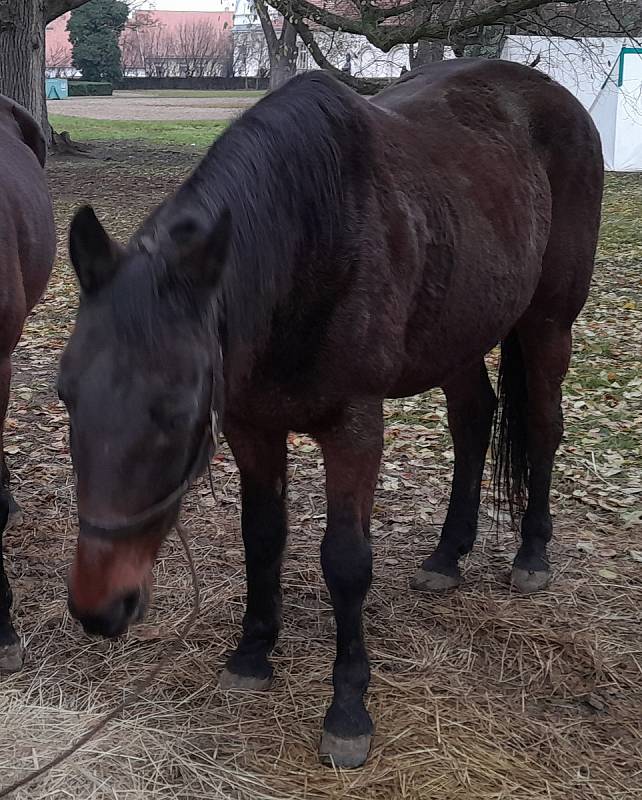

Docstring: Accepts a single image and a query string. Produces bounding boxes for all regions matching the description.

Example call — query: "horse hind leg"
[508,317,573,593]
[507,164,598,592]
[412,360,496,592]
[0,355,23,672]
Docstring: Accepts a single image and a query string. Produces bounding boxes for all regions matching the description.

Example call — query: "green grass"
[598,173,642,262]
[49,114,227,148]
[116,89,265,99]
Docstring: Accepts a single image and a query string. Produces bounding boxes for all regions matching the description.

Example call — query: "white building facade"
[232,0,410,79]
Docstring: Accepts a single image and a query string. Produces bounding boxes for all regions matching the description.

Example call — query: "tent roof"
[502,37,642,171]
[501,36,638,111]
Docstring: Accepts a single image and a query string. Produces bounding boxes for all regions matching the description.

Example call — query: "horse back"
[0,96,55,354]
[355,59,603,392]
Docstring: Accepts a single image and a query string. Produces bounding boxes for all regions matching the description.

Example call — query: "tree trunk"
[269,20,298,91]
[409,39,444,69]
[451,26,507,59]
[0,0,50,143]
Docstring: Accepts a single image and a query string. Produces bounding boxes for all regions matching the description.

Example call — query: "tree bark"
[253,0,298,91]
[409,40,444,68]
[269,20,297,91]
[0,0,50,142]
[451,26,507,59]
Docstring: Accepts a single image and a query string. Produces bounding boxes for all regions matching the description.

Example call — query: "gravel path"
[47,92,257,121]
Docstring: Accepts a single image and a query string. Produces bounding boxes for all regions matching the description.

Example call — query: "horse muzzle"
[68,580,150,638]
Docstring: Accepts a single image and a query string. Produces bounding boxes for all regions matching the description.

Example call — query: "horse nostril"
[122,589,140,620]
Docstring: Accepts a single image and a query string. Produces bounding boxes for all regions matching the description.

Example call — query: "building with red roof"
[46,9,234,78]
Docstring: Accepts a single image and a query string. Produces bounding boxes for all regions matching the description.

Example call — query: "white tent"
[501,37,642,171]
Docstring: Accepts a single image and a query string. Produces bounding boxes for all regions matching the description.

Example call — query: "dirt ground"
[47,91,258,121]
[0,142,640,799]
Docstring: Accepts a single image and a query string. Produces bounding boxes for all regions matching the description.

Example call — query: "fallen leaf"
[622,509,642,529]
[131,624,162,641]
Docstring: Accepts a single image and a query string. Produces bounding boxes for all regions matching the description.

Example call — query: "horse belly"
[390,248,545,397]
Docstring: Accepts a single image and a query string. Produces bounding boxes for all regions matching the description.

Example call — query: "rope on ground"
[0,522,200,799]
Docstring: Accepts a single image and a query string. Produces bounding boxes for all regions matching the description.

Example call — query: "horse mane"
[111,72,372,367]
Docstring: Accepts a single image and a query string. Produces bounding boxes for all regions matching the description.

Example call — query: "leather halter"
[79,409,219,539]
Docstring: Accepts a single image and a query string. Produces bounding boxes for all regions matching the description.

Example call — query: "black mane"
[111,72,372,364]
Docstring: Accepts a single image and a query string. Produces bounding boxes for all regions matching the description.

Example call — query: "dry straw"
[1,456,639,800]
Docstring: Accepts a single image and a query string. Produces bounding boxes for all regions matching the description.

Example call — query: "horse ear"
[69,206,121,294]
[168,208,231,288]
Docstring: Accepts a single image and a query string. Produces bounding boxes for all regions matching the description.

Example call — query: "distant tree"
[67,0,129,82]
[46,42,73,77]
[172,20,232,78]
[233,28,272,84]
[120,13,173,76]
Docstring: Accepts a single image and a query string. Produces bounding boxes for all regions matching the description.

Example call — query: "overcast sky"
[139,1,233,9]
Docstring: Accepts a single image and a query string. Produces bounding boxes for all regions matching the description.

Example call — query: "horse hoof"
[0,641,24,673]
[219,667,272,691]
[511,567,551,594]
[411,568,461,593]
[319,731,371,769]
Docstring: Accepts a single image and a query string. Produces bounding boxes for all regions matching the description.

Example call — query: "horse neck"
[158,76,368,385]
[189,141,345,383]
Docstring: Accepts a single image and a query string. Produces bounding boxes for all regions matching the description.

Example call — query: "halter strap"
[79,352,223,539]
[79,421,215,538]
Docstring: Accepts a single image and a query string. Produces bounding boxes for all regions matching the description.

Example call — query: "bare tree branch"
[46,0,149,25]
[233,28,271,78]
[275,0,365,37]
[45,42,72,75]
[172,19,230,77]
[602,0,642,43]
[46,0,92,25]
[292,16,386,92]
[376,0,436,21]
[270,0,591,51]
[254,0,280,52]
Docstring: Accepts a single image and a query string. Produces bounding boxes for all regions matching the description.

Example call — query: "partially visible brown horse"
[0,96,56,672]
[60,60,603,766]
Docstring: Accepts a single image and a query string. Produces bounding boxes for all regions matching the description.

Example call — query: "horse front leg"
[317,401,383,768]
[0,355,23,672]
[220,423,288,689]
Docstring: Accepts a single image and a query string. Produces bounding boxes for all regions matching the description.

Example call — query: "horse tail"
[491,329,529,523]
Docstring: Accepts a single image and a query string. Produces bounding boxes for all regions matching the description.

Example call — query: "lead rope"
[0,522,200,799]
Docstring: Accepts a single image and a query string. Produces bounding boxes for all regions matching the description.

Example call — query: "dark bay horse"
[0,96,56,672]
[60,60,603,766]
